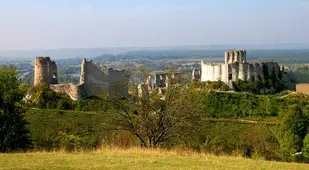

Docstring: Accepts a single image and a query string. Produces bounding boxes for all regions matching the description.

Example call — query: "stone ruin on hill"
[192,49,297,91]
[33,57,129,100]
[137,72,185,99]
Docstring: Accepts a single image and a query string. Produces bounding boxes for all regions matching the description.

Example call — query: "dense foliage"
[0,66,31,152]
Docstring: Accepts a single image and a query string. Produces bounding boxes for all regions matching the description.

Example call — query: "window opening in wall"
[228,74,232,80]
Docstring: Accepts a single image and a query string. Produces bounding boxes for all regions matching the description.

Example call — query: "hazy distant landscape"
[1,44,309,61]
[2,0,309,169]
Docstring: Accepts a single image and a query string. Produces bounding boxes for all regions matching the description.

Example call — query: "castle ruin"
[34,57,58,86]
[137,72,185,98]
[195,50,281,83]
[34,57,129,100]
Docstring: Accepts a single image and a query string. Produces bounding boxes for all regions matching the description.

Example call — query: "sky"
[0,0,309,50]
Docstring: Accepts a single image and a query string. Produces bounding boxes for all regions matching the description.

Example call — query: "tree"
[302,133,309,160]
[278,104,309,158]
[105,70,204,147]
[0,66,31,152]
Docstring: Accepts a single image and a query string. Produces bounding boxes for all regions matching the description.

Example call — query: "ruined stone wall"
[221,64,228,83]
[33,57,129,100]
[238,63,248,81]
[201,61,221,82]
[108,68,129,98]
[247,64,254,81]
[198,50,288,91]
[224,50,246,64]
[50,84,86,101]
[80,58,110,97]
[80,58,129,98]
[214,65,222,81]
[265,62,280,78]
[155,73,167,88]
[138,84,149,99]
[231,63,239,81]
[34,57,58,86]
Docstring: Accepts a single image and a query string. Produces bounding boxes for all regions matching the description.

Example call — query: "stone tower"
[33,57,58,86]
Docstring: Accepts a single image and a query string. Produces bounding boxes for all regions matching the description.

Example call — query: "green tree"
[279,104,309,158]
[106,83,204,147]
[302,133,309,160]
[0,66,31,152]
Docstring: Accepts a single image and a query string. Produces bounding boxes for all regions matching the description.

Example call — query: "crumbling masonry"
[33,57,129,100]
[138,72,185,99]
[193,49,296,90]
[199,50,282,83]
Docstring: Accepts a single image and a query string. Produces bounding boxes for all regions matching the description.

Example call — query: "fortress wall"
[247,64,254,81]
[239,51,243,63]
[252,63,261,79]
[231,63,239,81]
[224,52,229,64]
[259,63,265,79]
[228,51,234,63]
[108,68,129,98]
[234,51,239,63]
[225,50,247,64]
[138,84,149,99]
[155,73,167,88]
[221,64,228,83]
[238,63,248,81]
[80,58,86,84]
[265,62,280,78]
[80,59,109,84]
[201,62,222,82]
[214,65,222,81]
[50,84,85,101]
[80,59,110,97]
[201,61,208,81]
[208,65,215,81]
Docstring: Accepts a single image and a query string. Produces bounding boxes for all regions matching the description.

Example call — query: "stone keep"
[199,50,281,83]
[34,57,58,86]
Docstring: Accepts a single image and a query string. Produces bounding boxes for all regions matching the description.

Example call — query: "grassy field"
[0,148,308,170]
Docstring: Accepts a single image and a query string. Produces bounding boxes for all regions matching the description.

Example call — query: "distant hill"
[1,43,309,61]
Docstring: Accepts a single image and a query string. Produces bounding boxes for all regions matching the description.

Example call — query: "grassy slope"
[0,148,308,170]
[24,108,280,151]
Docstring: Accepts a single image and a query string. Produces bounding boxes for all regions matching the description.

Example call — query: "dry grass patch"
[0,147,308,170]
